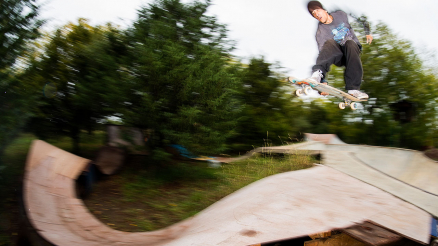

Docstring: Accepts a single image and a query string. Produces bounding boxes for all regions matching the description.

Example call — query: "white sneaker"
[306,70,323,83]
[348,90,369,100]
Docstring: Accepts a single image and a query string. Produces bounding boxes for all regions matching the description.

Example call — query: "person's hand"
[366,35,373,44]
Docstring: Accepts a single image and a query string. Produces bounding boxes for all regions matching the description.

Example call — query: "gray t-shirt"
[315,10,365,51]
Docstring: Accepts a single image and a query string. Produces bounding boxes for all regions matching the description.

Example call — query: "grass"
[83,150,314,232]
[219,151,314,194]
[1,132,315,244]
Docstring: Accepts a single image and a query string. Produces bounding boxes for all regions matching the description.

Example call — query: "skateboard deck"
[288,77,367,110]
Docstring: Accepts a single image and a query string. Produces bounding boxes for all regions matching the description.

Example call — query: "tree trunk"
[71,128,81,155]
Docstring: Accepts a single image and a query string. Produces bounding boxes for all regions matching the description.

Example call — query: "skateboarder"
[306,1,372,99]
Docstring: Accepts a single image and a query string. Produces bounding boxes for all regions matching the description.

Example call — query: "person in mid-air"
[306,1,372,99]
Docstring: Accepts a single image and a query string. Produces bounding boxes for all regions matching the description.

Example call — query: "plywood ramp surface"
[324,145,438,218]
[326,144,438,195]
[23,140,432,245]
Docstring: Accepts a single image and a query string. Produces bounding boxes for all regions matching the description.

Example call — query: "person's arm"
[350,14,373,44]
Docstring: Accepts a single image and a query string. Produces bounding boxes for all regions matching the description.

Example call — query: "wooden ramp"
[304,133,346,145]
[323,144,438,217]
[23,140,191,246]
[23,140,432,245]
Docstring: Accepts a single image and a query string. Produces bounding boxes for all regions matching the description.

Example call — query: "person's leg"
[307,40,343,95]
[312,39,344,78]
[341,40,363,90]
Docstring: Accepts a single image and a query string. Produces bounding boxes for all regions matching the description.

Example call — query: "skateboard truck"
[339,98,358,110]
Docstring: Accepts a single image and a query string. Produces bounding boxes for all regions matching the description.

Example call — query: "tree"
[325,20,438,149]
[26,20,129,154]
[0,0,44,162]
[231,57,308,149]
[360,23,438,148]
[125,0,241,156]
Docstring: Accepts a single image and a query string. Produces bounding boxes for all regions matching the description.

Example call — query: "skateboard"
[287,77,367,110]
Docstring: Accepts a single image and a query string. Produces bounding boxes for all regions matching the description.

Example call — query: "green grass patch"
[218,152,314,195]
[84,151,314,232]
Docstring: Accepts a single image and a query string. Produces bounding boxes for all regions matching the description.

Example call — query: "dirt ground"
[80,155,221,232]
[424,148,438,161]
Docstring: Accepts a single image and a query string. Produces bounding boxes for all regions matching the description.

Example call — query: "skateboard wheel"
[338,102,346,109]
[304,86,312,95]
[295,89,303,97]
[350,102,358,110]
[287,77,296,83]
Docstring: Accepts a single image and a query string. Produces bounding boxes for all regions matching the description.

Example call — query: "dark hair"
[307,1,324,16]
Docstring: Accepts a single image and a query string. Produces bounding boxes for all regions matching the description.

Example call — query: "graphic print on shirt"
[331,23,350,43]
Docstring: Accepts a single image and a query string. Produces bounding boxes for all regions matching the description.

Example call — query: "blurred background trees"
[0,0,44,164]
[2,0,438,160]
[24,20,129,154]
[324,20,438,149]
[229,57,308,151]
[123,0,242,156]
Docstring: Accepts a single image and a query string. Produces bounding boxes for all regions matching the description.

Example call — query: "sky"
[39,0,438,79]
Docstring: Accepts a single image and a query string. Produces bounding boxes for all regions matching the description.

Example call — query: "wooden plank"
[304,233,367,246]
[25,155,55,186]
[25,140,90,180]
[25,183,62,225]
[50,174,76,198]
[342,221,403,245]
[309,230,332,239]
[64,213,111,244]
[31,220,96,246]
[25,140,58,172]
[56,195,75,222]
[50,148,89,179]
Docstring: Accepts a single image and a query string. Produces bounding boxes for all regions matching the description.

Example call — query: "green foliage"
[25,20,129,153]
[359,23,438,148]
[0,0,43,70]
[231,57,308,149]
[0,0,43,162]
[125,0,240,155]
[312,19,438,149]
[303,100,331,134]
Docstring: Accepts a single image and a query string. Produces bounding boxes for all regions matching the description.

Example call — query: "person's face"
[312,8,329,23]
